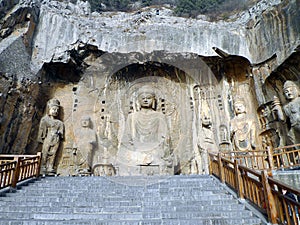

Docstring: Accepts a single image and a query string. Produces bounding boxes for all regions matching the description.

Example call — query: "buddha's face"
[284,86,298,100]
[202,115,211,126]
[49,105,59,117]
[81,118,90,127]
[138,93,154,108]
[234,102,246,115]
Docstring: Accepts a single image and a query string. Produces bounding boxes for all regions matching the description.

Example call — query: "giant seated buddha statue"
[116,86,172,175]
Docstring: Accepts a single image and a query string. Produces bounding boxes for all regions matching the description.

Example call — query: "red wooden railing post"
[36,152,42,177]
[267,147,274,171]
[261,170,278,224]
[208,154,212,175]
[11,157,21,189]
[218,153,225,183]
[234,160,244,199]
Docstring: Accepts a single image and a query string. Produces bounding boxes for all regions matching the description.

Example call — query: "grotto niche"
[43,51,229,176]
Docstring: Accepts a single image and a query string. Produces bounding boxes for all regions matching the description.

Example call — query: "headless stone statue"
[74,116,97,174]
[230,97,256,153]
[38,98,64,174]
[282,81,300,145]
[116,87,172,175]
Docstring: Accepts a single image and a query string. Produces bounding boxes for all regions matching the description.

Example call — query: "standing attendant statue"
[74,116,97,174]
[196,113,218,174]
[230,97,256,165]
[38,98,64,174]
[282,80,300,145]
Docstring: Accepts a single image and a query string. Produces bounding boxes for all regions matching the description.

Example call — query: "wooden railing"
[220,143,300,171]
[220,149,272,171]
[0,153,42,190]
[209,153,300,225]
[273,143,300,170]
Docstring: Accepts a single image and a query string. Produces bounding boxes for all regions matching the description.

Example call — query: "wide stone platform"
[0,175,264,225]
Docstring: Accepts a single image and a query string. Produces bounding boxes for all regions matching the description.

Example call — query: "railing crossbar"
[0,154,41,189]
[209,152,300,225]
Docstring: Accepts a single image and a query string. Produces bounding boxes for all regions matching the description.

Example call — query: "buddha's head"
[81,116,91,128]
[138,92,155,108]
[137,86,156,110]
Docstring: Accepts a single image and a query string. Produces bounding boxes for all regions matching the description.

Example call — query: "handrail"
[0,161,17,189]
[209,152,300,225]
[273,144,300,170]
[220,149,272,170]
[0,153,42,189]
[268,177,300,225]
[220,143,300,171]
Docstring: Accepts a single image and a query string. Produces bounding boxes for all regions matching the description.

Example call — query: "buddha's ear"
[136,97,141,111]
[152,98,156,110]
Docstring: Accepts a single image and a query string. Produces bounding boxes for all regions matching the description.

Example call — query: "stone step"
[0,198,244,211]
[0,175,263,225]
[0,212,144,220]
[31,178,217,184]
[33,175,214,185]
[0,209,255,220]
[0,194,233,204]
[0,205,143,213]
[0,218,262,225]
[144,203,245,211]
[0,198,240,210]
[6,190,225,200]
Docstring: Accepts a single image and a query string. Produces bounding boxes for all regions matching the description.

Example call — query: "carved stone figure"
[272,96,285,121]
[38,99,64,174]
[116,86,172,175]
[271,96,287,147]
[282,81,300,145]
[219,124,229,144]
[74,116,97,174]
[219,124,231,152]
[258,106,270,130]
[230,97,256,152]
[196,113,218,174]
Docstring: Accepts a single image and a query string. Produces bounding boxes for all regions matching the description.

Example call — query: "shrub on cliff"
[174,0,225,17]
[88,0,131,11]
[87,0,255,19]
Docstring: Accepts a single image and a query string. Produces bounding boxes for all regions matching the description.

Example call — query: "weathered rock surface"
[0,0,299,176]
[27,0,299,71]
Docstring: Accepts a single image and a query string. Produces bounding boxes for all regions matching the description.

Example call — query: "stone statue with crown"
[282,80,300,145]
[230,97,256,153]
[38,98,64,175]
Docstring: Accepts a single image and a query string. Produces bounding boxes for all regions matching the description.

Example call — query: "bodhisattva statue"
[74,116,97,174]
[38,99,64,174]
[230,98,256,154]
[282,81,300,145]
[196,113,218,174]
[116,87,172,175]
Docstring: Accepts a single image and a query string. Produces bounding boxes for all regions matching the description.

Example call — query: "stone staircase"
[0,175,264,225]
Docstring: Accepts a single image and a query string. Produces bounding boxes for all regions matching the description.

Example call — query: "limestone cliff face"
[28,0,299,71]
[0,0,299,172]
[1,0,298,77]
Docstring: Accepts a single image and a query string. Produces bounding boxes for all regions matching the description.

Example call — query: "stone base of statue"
[139,164,160,175]
[41,165,57,176]
[41,168,59,177]
[92,163,116,176]
[77,168,92,176]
